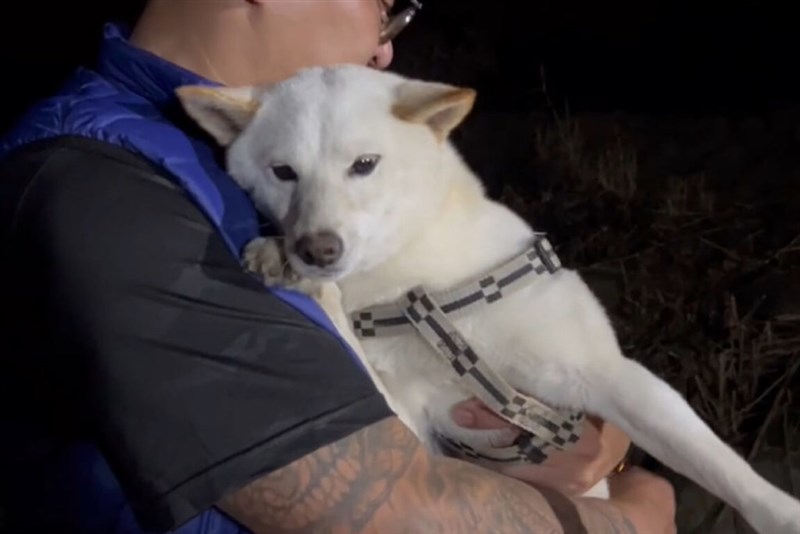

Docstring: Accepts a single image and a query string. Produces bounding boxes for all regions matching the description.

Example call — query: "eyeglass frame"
[379,0,423,45]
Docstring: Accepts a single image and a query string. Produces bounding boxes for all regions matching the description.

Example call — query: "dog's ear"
[175,85,261,146]
[392,80,477,141]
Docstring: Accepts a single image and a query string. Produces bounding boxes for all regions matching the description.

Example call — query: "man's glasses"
[379,0,423,45]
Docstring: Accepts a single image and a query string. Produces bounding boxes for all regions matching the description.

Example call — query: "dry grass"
[533,109,638,202]
[499,82,800,529]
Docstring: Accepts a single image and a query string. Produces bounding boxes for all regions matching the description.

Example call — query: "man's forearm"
[217,417,638,533]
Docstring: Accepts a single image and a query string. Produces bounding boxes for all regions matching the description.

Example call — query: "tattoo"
[573,498,640,534]
[218,417,418,533]
[218,417,638,534]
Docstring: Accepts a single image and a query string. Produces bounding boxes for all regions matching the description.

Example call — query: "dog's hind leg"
[596,356,800,533]
[509,272,800,534]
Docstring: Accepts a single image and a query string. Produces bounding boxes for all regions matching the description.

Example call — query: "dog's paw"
[243,237,297,286]
[745,491,800,534]
[243,236,325,295]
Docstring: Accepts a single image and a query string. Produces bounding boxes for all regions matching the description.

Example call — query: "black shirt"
[0,135,392,532]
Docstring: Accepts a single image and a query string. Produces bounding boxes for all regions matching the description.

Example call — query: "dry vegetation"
[495,77,800,530]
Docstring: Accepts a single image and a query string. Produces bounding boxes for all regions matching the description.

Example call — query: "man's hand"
[604,466,677,534]
[451,396,631,495]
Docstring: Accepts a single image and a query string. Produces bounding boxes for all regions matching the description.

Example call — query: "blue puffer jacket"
[0,22,363,534]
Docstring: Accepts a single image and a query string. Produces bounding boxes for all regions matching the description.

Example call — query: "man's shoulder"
[0,64,201,201]
[0,136,179,221]
[1,134,164,178]
[0,66,159,157]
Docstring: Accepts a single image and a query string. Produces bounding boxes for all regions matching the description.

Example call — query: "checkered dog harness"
[350,235,586,465]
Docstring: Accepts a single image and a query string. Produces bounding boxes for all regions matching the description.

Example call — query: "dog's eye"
[272,165,298,182]
[348,154,381,177]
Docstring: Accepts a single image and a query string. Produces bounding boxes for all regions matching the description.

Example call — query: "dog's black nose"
[295,231,344,268]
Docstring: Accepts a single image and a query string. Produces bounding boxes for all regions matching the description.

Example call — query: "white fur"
[178,64,800,533]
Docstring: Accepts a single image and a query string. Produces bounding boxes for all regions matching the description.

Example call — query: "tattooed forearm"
[218,417,419,533]
[573,498,640,534]
[218,416,639,534]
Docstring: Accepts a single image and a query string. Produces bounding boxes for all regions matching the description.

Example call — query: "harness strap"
[352,235,562,338]
[350,235,585,465]
[400,285,585,463]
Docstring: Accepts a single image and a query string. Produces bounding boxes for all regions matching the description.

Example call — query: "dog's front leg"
[243,236,323,297]
[243,236,369,363]
[242,237,411,429]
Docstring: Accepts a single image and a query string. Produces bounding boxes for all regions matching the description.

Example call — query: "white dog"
[176,65,800,533]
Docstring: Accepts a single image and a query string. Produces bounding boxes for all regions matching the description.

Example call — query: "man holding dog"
[0,0,676,532]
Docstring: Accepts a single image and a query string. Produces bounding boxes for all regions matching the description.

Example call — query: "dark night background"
[1,1,798,532]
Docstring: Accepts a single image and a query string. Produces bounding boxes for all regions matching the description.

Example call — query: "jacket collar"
[95,22,221,110]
